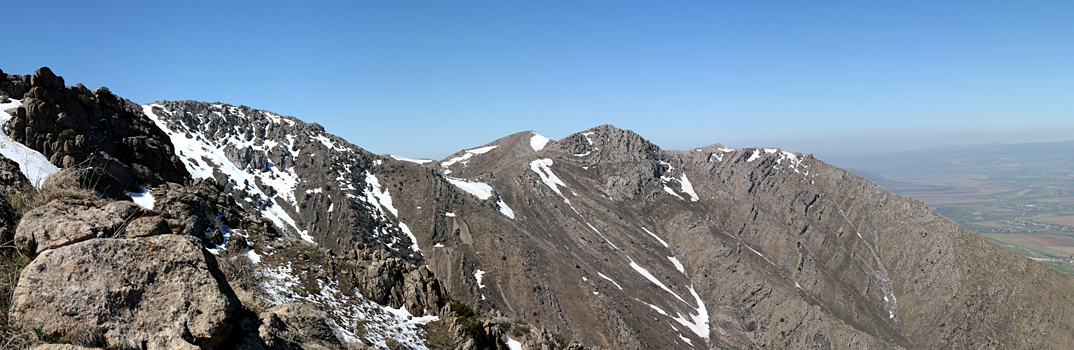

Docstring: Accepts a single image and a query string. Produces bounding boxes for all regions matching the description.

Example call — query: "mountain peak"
[551,124,660,162]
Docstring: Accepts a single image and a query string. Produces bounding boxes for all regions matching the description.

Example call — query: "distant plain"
[828,141,1074,275]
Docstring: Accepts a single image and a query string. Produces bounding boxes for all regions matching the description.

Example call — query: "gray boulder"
[10,234,239,349]
[13,199,156,257]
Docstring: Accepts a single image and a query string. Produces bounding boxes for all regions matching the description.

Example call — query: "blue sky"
[3,1,1072,160]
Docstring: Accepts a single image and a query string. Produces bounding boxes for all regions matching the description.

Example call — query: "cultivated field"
[828,141,1074,275]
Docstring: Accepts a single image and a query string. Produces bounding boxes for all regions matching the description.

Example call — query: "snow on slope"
[0,99,60,188]
[441,145,497,174]
[530,132,551,151]
[445,177,494,200]
[389,154,434,164]
[497,197,515,219]
[260,263,434,348]
[143,104,315,243]
[364,171,421,253]
[126,186,155,210]
[530,158,568,197]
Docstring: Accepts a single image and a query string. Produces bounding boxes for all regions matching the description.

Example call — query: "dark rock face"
[11,234,239,349]
[0,155,33,196]
[2,67,189,189]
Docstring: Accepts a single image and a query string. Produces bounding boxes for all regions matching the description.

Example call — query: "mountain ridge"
[2,66,1074,349]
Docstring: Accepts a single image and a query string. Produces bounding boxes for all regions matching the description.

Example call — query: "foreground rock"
[13,199,159,257]
[10,234,239,349]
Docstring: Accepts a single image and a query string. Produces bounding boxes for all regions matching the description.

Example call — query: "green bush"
[57,129,77,142]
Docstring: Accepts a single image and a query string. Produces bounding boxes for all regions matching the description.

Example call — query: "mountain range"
[1,66,1074,349]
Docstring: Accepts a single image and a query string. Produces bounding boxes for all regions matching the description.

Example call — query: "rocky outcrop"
[13,199,159,257]
[2,67,189,189]
[256,304,347,350]
[10,234,239,349]
[342,245,448,314]
[153,178,250,242]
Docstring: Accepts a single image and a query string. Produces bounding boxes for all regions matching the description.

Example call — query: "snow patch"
[678,174,699,202]
[529,158,568,197]
[530,132,551,151]
[663,185,684,199]
[629,259,687,305]
[259,263,435,348]
[746,149,761,162]
[364,172,421,253]
[446,177,493,200]
[671,286,710,340]
[390,155,433,164]
[143,104,313,243]
[474,270,486,288]
[127,186,155,210]
[506,337,523,350]
[669,257,686,274]
[597,272,623,290]
[441,145,498,172]
[641,227,669,248]
[0,99,61,188]
[497,197,515,219]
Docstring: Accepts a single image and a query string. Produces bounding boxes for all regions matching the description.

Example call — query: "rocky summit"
[1,66,1074,349]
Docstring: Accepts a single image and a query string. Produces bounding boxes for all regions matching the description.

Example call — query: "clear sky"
[3,1,1072,161]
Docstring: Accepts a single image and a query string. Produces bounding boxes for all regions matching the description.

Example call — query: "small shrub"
[57,129,77,142]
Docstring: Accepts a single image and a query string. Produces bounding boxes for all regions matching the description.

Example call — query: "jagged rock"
[13,199,157,257]
[257,304,346,350]
[154,178,247,239]
[4,67,190,188]
[10,234,239,349]
[30,67,63,89]
[40,167,132,201]
[344,247,447,314]
[0,154,33,195]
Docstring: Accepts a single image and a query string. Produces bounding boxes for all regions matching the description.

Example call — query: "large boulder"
[13,199,158,257]
[10,234,239,349]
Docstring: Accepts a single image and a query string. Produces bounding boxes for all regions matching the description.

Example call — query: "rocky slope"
[1,67,524,349]
[5,66,1074,349]
[396,125,1074,349]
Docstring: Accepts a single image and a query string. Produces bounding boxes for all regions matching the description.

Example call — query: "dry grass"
[0,183,101,348]
[6,185,99,224]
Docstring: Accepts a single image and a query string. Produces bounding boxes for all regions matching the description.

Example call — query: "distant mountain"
[4,66,1074,349]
